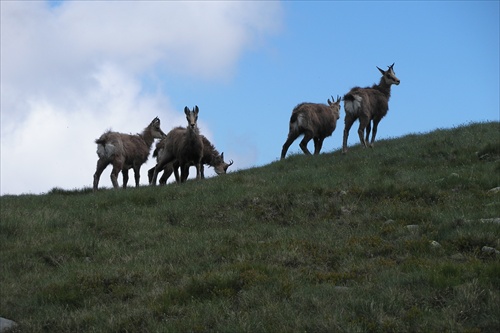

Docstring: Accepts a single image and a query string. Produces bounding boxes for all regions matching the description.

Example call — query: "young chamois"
[150,106,204,185]
[93,117,166,191]
[281,96,341,159]
[147,130,233,184]
[342,63,400,154]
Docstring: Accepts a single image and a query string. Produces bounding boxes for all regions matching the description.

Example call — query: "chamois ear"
[194,105,199,114]
[221,152,224,160]
[336,95,341,103]
[377,66,385,75]
[184,106,190,115]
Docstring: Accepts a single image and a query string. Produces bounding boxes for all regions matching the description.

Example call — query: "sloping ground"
[0,122,499,332]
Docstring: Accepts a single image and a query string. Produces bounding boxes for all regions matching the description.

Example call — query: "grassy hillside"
[1,122,499,332]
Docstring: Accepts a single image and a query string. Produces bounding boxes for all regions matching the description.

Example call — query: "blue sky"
[1,1,498,195]
[168,1,499,163]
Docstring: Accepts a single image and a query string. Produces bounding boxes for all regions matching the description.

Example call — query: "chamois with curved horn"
[281,95,341,159]
[147,129,233,184]
[150,106,204,185]
[93,117,166,191]
[342,63,400,153]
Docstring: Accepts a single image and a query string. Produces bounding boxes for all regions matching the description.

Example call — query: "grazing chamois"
[147,130,233,184]
[150,106,204,185]
[342,63,400,153]
[93,117,166,191]
[281,96,341,159]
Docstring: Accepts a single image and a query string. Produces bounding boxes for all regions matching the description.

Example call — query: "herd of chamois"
[93,64,400,191]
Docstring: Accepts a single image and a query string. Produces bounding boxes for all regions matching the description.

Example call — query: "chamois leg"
[147,166,155,184]
[151,165,161,185]
[171,162,181,184]
[194,160,202,180]
[122,169,129,189]
[110,163,122,189]
[200,165,205,179]
[93,158,109,191]
[357,116,370,148]
[148,164,171,185]
[299,132,314,155]
[159,164,173,185]
[155,152,178,185]
[281,131,300,159]
[342,116,356,154]
[133,165,141,187]
[365,121,372,145]
[313,137,324,155]
[180,164,190,183]
[151,154,174,185]
[173,166,182,184]
[369,118,381,148]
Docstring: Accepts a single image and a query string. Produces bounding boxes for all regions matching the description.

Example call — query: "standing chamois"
[281,96,341,159]
[147,130,233,184]
[93,117,166,191]
[342,63,400,154]
[150,106,204,185]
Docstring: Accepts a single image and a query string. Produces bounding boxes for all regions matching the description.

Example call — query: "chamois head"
[327,95,342,120]
[208,151,233,175]
[218,152,234,175]
[222,153,234,172]
[184,105,199,129]
[149,117,167,139]
[377,63,400,86]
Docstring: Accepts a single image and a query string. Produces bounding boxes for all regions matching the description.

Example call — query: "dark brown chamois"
[93,117,166,191]
[150,106,204,185]
[147,129,233,184]
[281,96,341,159]
[342,63,400,154]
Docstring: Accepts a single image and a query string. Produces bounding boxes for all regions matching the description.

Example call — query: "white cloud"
[1,63,179,194]
[0,1,283,195]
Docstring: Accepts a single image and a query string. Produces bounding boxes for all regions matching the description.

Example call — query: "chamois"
[93,117,166,191]
[342,63,400,154]
[147,130,233,184]
[150,106,204,185]
[281,96,341,159]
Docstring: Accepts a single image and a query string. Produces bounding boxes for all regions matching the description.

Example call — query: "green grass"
[1,122,499,332]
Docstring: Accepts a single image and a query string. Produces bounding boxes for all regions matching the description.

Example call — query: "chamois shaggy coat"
[150,106,204,185]
[342,63,400,153]
[93,117,166,191]
[281,96,341,159]
[148,129,233,184]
